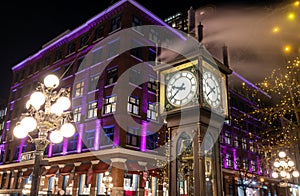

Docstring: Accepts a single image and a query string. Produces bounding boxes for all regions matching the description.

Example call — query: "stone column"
[72,162,81,196]
[57,164,65,194]
[4,170,11,189]
[137,161,147,196]
[10,169,19,189]
[90,160,100,196]
[111,158,126,196]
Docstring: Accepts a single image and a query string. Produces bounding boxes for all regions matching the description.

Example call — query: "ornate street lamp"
[102,171,113,195]
[271,151,299,186]
[13,74,75,196]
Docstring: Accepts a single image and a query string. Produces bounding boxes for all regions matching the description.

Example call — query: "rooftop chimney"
[188,7,195,36]
[197,22,203,43]
[222,45,229,67]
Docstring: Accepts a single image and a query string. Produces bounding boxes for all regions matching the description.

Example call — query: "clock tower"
[155,23,232,196]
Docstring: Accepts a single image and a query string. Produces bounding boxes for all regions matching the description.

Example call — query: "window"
[146,132,158,150]
[87,101,97,119]
[242,159,249,170]
[103,95,116,114]
[76,57,85,72]
[92,48,103,65]
[105,67,118,86]
[148,48,156,63]
[80,34,89,48]
[13,146,19,160]
[147,102,157,120]
[251,160,257,172]
[82,130,95,150]
[149,28,158,43]
[249,140,255,152]
[89,75,99,92]
[67,41,76,55]
[67,133,78,152]
[128,96,140,115]
[132,15,143,33]
[234,136,239,147]
[52,143,63,155]
[101,126,114,146]
[110,15,121,32]
[225,153,233,168]
[55,48,63,61]
[130,40,143,59]
[73,107,81,123]
[129,68,141,85]
[126,127,139,147]
[74,81,84,97]
[224,132,231,145]
[43,56,51,67]
[107,39,120,58]
[242,138,247,150]
[93,25,104,41]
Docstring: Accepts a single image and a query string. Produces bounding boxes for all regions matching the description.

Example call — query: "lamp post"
[271,151,299,187]
[13,74,75,196]
[102,171,113,195]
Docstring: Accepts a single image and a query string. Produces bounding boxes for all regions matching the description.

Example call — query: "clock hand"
[170,83,185,100]
[207,86,215,96]
[206,82,216,94]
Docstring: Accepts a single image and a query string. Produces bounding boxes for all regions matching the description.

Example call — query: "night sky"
[0,0,288,100]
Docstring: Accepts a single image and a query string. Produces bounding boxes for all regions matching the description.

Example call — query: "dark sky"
[0,0,288,100]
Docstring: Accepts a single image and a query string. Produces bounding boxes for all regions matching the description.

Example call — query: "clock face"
[166,71,197,107]
[203,71,221,108]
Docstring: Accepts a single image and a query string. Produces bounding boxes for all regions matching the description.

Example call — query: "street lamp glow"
[274,161,280,167]
[49,130,64,144]
[60,123,76,138]
[44,74,59,88]
[287,12,295,20]
[56,96,71,110]
[294,1,299,7]
[272,172,279,178]
[292,171,300,177]
[288,160,295,167]
[278,151,286,158]
[272,26,280,33]
[280,170,287,177]
[30,92,46,109]
[50,103,63,116]
[20,116,37,132]
[13,124,28,139]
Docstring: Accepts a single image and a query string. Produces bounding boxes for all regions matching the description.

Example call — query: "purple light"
[113,125,120,146]
[256,156,261,175]
[12,0,185,71]
[62,138,68,155]
[18,139,25,162]
[95,119,101,150]
[233,148,237,170]
[77,124,84,153]
[140,121,147,152]
[48,144,53,158]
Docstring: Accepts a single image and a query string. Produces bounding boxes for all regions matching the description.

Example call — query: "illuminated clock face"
[203,71,221,108]
[166,71,197,107]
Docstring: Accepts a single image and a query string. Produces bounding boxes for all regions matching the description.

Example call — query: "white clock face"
[203,71,221,108]
[166,71,197,107]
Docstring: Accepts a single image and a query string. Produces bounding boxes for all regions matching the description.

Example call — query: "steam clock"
[156,43,231,196]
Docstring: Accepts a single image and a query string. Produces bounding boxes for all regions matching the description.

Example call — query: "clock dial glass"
[203,71,221,108]
[166,71,197,107]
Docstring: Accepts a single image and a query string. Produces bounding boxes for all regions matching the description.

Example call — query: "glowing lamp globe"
[274,161,280,168]
[288,160,295,167]
[44,74,59,88]
[272,172,279,178]
[280,171,287,177]
[60,123,75,138]
[56,96,71,111]
[49,130,64,144]
[280,161,287,167]
[286,173,291,179]
[13,124,28,139]
[278,151,286,158]
[50,103,63,116]
[292,171,300,177]
[20,117,37,132]
[30,91,45,109]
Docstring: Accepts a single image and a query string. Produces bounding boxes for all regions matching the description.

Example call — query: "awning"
[60,165,74,175]
[46,166,59,177]
[22,169,33,178]
[127,162,143,174]
[75,163,92,174]
[92,161,110,173]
